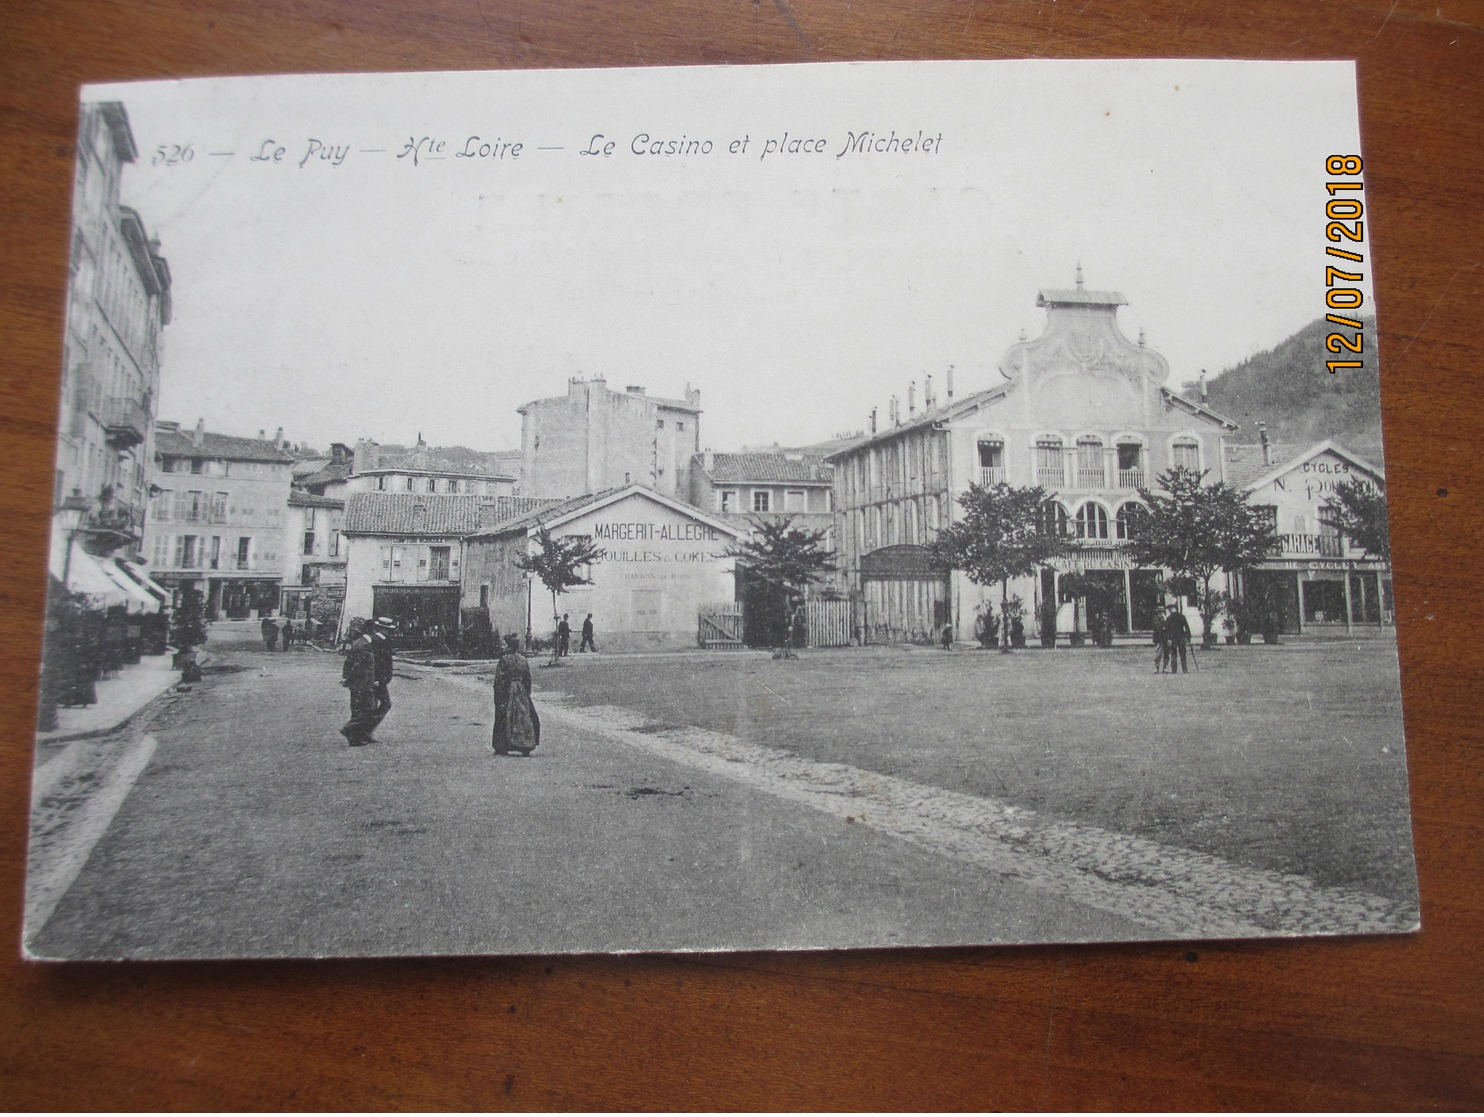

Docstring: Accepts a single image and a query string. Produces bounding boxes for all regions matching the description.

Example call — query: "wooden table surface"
[3,2,1481,1109]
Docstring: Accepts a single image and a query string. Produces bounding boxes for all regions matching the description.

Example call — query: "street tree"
[931,482,1062,653]
[1128,466,1277,647]
[515,524,605,664]
[727,517,836,656]
[1320,476,1390,562]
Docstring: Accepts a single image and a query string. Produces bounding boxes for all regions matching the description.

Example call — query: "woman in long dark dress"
[491,634,540,755]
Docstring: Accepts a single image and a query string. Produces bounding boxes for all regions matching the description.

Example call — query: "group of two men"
[1154,605,1194,674]
[553,613,597,657]
[340,616,395,746]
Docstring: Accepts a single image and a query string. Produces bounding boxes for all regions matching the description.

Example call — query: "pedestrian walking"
[261,615,278,652]
[940,622,954,650]
[492,633,540,756]
[579,613,597,652]
[280,618,294,650]
[1165,605,1192,675]
[1152,608,1169,673]
[556,613,571,657]
[339,620,376,746]
[366,616,396,740]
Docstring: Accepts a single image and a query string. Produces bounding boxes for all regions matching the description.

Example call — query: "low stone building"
[462,485,743,652]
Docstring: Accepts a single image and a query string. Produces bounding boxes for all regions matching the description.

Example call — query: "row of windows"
[378,545,457,582]
[716,488,824,514]
[159,458,288,479]
[372,475,496,494]
[151,533,259,571]
[977,435,1201,489]
[152,489,285,526]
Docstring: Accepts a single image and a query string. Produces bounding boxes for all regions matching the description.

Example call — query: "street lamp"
[58,489,93,589]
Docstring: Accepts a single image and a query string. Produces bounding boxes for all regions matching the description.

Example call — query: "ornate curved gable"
[997,272,1169,430]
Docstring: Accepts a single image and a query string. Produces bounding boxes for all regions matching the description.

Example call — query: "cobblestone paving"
[444,672,1418,941]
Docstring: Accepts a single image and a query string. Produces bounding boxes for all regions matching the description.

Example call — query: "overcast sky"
[89,60,1368,455]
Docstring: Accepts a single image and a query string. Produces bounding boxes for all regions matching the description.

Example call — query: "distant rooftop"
[698,452,833,484]
[155,422,295,464]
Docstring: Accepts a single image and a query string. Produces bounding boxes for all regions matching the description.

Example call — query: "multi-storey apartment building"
[143,421,295,618]
[53,101,171,575]
[518,377,701,500]
[828,275,1236,642]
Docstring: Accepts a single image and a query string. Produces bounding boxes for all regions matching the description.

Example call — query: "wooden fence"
[806,599,853,648]
[697,602,744,649]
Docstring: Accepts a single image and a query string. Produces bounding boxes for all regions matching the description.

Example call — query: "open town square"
[28,617,1415,959]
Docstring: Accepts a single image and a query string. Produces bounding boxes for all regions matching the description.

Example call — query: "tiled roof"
[701,453,833,483]
[1223,443,1301,488]
[288,491,345,509]
[468,489,623,538]
[344,493,556,536]
[156,427,296,464]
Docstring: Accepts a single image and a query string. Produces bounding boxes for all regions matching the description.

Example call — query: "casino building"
[827,274,1237,642]
[462,485,743,652]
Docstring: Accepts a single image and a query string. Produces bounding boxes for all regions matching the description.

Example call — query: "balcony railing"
[1271,533,1344,558]
[102,396,149,449]
[1117,468,1145,489]
[1075,465,1107,489]
[81,499,144,545]
[979,466,1005,486]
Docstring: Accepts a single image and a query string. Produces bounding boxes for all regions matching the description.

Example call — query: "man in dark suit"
[556,613,571,658]
[366,616,396,740]
[340,620,376,746]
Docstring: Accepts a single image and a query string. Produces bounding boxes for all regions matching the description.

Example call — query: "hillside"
[1199,315,1384,463]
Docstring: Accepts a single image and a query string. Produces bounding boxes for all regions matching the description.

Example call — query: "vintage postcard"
[28,60,1418,959]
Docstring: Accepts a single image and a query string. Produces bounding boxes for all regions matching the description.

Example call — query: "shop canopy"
[101,560,160,614]
[116,559,171,608]
[51,539,129,609]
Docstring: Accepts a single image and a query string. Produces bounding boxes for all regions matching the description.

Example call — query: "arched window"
[1171,437,1201,472]
[1115,501,1146,540]
[1035,437,1065,488]
[1075,502,1110,540]
[1075,437,1106,488]
[1039,500,1069,537]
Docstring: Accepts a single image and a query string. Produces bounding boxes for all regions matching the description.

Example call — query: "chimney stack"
[946,365,954,400]
[908,381,916,415]
[869,407,877,434]
[1258,422,1271,466]
[192,418,205,447]
[274,426,284,446]
[1198,369,1208,403]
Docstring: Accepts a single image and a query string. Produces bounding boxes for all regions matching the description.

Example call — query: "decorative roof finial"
[1075,261,1084,290]
[1138,327,1146,347]
[1018,327,1028,342]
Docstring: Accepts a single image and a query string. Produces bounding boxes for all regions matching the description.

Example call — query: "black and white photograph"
[27,58,1419,960]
